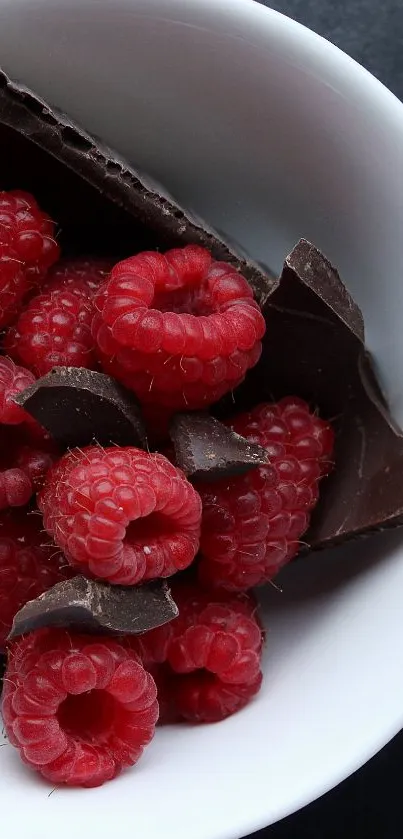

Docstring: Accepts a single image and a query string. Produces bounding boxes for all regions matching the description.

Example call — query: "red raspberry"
[39,446,202,585]
[0,356,35,425]
[0,425,57,511]
[0,190,59,327]
[13,441,56,492]
[0,509,70,648]
[136,582,263,723]
[0,468,32,510]
[92,245,265,415]
[41,257,112,295]
[2,627,158,786]
[197,397,335,591]
[5,286,97,376]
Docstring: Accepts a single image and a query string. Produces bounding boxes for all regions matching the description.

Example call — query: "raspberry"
[39,446,202,585]
[92,245,265,415]
[0,190,59,327]
[41,257,112,296]
[0,356,35,425]
[4,251,110,379]
[197,397,335,591]
[2,627,158,786]
[0,509,70,648]
[0,469,32,510]
[136,582,263,723]
[13,439,56,492]
[5,287,97,376]
[0,425,57,511]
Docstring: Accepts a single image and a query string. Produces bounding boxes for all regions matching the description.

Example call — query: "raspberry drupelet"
[39,445,202,585]
[197,397,334,592]
[0,190,60,327]
[136,581,263,723]
[92,244,265,416]
[0,509,70,648]
[2,627,158,786]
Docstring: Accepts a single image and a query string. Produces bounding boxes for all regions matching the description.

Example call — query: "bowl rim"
[188,0,403,116]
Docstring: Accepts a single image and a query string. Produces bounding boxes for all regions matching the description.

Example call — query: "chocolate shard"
[14,367,147,449]
[0,69,274,303]
[170,412,268,480]
[9,576,178,640]
[232,238,403,549]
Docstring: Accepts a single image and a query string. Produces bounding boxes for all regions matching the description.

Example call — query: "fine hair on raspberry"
[92,244,266,415]
[2,628,158,787]
[39,445,202,585]
[41,257,112,295]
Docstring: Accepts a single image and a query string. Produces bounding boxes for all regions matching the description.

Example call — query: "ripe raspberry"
[136,582,263,723]
[5,286,97,376]
[2,627,158,786]
[92,245,265,415]
[0,509,70,648]
[0,190,59,327]
[0,356,36,425]
[197,397,335,591]
[41,257,112,295]
[39,446,202,585]
[0,469,32,510]
[0,425,57,511]
[14,441,56,492]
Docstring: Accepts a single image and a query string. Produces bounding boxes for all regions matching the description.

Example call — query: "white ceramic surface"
[0,1,403,837]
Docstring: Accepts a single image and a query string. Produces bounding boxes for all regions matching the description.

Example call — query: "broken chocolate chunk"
[233,239,403,549]
[14,367,147,449]
[9,576,178,640]
[170,412,268,480]
[0,70,274,303]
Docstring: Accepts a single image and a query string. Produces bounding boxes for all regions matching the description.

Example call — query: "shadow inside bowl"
[268,526,403,606]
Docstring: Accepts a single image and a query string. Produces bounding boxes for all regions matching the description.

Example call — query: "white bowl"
[1,1,403,837]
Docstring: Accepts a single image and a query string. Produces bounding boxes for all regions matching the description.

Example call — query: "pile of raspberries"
[0,191,334,788]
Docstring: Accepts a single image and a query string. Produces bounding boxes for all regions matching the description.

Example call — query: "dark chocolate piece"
[0,70,274,304]
[234,239,403,549]
[170,412,268,480]
[14,367,147,449]
[9,576,178,640]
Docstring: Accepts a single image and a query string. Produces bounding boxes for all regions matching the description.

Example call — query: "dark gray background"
[261,0,403,100]
[248,1,403,836]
